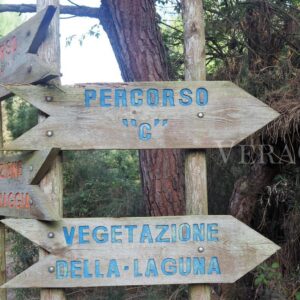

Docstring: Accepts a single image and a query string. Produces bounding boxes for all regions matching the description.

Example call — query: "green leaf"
[271,262,280,269]
[296,292,300,300]
[254,277,262,286]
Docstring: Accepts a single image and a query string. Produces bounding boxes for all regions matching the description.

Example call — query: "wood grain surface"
[0,149,60,220]
[1,215,280,287]
[3,81,279,150]
[0,6,59,99]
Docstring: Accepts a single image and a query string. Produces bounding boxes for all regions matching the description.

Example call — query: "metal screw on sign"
[48,266,55,273]
[198,246,205,253]
[45,96,53,102]
[197,112,205,118]
[48,232,55,239]
[46,130,54,137]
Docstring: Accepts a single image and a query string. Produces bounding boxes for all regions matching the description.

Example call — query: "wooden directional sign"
[2,82,279,150]
[0,149,60,220]
[1,215,279,288]
[0,6,59,100]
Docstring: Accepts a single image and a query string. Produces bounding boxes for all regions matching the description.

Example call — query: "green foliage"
[8,232,39,300]
[63,150,144,218]
[156,0,181,14]
[5,98,38,139]
[254,262,281,287]
[160,17,184,80]
[66,24,101,47]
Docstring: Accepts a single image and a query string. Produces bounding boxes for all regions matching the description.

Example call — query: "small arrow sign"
[0,149,60,220]
[0,6,59,100]
[3,82,279,150]
[1,216,280,287]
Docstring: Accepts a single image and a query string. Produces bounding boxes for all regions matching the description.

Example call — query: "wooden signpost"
[1,215,279,288]
[2,82,279,150]
[0,6,59,100]
[0,149,60,220]
[0,2,281,298]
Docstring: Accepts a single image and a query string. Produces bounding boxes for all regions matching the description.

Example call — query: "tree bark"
[100,0,185,216]
[229,159,279,225]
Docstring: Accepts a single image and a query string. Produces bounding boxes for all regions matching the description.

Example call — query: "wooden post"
[182,0,210,299]
[0,105,6,300]
[0,222,5,300]
[36,0,65,299]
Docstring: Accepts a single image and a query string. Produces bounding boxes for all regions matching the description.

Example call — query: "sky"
[2,0,122,84]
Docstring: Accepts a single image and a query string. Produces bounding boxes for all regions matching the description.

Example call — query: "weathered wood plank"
[0,150,60,220]
[0,6,59,99]
[26,148,60,184]
[3,82,279,150]
[1,215,280,287]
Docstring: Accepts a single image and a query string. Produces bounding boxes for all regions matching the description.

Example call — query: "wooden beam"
[36,0,65,299]
[0,4,100,19]
[183,0,210,299]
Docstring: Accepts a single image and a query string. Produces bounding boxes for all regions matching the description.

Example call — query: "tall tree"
[100,0,186,216]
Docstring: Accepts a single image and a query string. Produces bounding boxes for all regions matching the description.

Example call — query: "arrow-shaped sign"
[0,149,60,220]
[2,82,279,150]
[0,6,59,100]
[0,216,279,287]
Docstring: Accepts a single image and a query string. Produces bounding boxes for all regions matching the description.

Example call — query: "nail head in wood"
[46,130,54,137]
[48,266,55,273]
[47,232,55,239]
[197,112,205,118]
[198,246,205,253]
[45,96,53,102]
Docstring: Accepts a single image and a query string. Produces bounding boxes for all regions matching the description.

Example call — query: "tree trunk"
[229,158,279,225]
[100,0,185,216]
